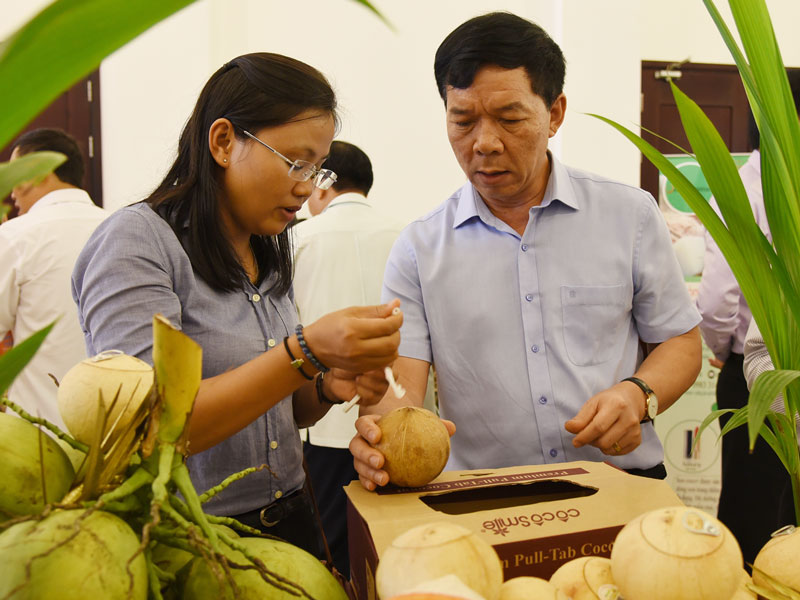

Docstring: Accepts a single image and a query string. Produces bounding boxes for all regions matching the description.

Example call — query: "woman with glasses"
[71,53,402,557]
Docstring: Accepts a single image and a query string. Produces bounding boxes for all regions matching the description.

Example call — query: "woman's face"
[219,109,335,242]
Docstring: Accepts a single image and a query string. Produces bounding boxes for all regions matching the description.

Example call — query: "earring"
[223,158,228,163]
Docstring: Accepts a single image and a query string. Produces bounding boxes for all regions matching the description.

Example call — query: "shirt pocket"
[561,284,630,366]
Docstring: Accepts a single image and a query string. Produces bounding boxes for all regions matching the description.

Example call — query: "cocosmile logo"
[481,508,581,536]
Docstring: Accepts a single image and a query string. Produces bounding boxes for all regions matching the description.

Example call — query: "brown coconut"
[501,576,568,600]
[752,524,800,594]
[374,406,450,487]
[549,556,619,599]
[610,506,743,600]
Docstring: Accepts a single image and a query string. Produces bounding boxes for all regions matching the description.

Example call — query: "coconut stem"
[170,453,219,549]
[96,465,154,506]
[204,514,263,537]
[0,397,88,453]
[145,547,166,600]
[197,463,273,504]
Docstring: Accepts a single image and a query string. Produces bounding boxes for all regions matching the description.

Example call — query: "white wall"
[6,0,800,223]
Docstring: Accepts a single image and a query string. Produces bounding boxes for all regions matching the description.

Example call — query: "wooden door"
[640,61,753,200]
[1,70,102,218]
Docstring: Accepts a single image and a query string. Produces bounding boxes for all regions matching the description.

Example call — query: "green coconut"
[0,412,75,521]
[0,508,147,599]
[181,535,348,600]
[152,523,241,579]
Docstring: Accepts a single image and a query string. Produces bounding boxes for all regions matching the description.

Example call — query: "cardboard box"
[345,461,683,599]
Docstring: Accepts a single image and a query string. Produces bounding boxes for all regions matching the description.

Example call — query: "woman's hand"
[302,299,403,373]
[324,368,389,407]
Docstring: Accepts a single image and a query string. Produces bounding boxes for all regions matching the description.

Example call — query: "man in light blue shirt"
[352,12,702,489]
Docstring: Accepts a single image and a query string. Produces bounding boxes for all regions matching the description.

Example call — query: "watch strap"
[622,376,656,423]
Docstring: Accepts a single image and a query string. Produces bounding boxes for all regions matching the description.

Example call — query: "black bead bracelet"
[295,324,330,373]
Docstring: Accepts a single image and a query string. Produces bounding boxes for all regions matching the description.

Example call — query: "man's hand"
[350,414,456,491]
[324,368,389,407]
[708,357,724,369]
[564,381,645,456]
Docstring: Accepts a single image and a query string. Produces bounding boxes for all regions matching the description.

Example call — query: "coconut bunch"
[0,315,346,600]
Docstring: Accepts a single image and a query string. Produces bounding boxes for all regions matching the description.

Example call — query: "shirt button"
[252,293,261,302]
[267,338,276,348]
[270,441,278,449]
[274,490,283,499]
[525,294,533,302]
[549,449,558,458]
[531,345,539,353]
[539,396,547,404]
[521,244,529,251]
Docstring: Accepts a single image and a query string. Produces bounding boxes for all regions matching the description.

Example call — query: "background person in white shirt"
[0,128,108,428]
[292,140,405,575]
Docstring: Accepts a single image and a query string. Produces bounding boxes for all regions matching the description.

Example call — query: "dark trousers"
[229,487,326,560]
[716,353,793,565]
[625,463,667,479]
[304,442,359,577]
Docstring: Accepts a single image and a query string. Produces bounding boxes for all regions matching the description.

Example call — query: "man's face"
[9,147,42,215]
[445,65,565,209]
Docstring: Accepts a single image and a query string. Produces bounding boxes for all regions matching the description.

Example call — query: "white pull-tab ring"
[682,510,721,537]
[92,349,125,362]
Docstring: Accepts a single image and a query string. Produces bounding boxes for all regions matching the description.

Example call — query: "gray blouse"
[72,202,304,515]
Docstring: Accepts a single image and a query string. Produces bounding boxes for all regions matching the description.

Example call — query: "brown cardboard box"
[345,461,683,599]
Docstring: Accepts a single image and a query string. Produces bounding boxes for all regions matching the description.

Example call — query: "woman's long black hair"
[145,52,338,294]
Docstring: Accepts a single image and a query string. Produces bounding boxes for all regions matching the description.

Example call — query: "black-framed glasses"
[242,130,337,190]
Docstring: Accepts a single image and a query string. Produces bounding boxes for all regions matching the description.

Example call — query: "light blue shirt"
[72,202,304,516]
[382,155,700,472]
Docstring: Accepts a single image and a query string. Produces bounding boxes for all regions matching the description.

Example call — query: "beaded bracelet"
[315,372,342,405]
[283,336,314,380]
[295,324,330,373]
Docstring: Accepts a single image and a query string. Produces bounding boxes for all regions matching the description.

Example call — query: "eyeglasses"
[242,130,337,190]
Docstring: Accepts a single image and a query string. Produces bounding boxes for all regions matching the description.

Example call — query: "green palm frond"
[595,0,800,524]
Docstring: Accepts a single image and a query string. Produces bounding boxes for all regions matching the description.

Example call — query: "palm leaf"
[0,151,66,199]
[0,0,199,148]
[748,370,800,448]
[597,0,800,524]
[0,0,392,149]
[0,323,54,397]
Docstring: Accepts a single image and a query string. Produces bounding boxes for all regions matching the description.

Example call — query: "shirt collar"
[27,187,94,214]
[322,192,371,213]
[452,152,580,230]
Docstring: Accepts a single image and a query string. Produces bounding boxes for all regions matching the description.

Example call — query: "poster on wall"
[653,153,750,514]
[655,281,722,515]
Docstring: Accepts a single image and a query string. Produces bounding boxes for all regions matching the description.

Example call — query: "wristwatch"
[623,376,658,423]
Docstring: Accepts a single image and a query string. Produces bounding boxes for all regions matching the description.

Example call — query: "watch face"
[647,395,658,419]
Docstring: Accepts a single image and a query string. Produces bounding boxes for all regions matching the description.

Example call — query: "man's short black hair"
[327,141,373,196]
[10,128,85,188]
[434,11,566,107]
